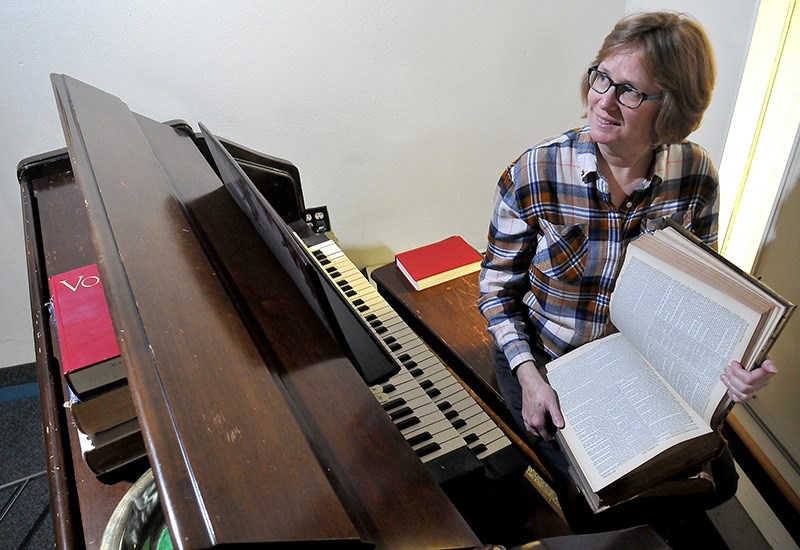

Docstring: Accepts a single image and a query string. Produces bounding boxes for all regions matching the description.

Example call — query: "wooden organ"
[18,75,560,548]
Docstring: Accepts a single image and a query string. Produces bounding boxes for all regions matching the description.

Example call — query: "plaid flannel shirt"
[478,126,719,371]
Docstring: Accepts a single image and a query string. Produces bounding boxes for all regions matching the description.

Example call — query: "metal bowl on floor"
[101,468,173,550]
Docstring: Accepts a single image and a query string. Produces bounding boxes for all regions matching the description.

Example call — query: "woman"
[478,10,776,527]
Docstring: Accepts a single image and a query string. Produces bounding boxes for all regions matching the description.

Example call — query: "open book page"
[642,229,787,367]
[610,246,761,423]
[546,333,711,492]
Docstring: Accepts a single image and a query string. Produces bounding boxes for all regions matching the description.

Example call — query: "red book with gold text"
[395,236,483,291]
[49,264,125,399]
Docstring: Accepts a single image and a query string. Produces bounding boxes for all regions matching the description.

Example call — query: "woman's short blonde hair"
[581,11,716,145]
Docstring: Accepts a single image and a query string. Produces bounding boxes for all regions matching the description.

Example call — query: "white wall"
[626,0,760,162]
[0,1,757,368]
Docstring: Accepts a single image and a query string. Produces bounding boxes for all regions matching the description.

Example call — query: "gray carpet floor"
[0,364,54,550]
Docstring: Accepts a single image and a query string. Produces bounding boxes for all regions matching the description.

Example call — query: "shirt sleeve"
[690,148,721,250]
[478,166,539,371]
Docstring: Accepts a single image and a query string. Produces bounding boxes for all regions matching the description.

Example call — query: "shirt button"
[626,201,633,208]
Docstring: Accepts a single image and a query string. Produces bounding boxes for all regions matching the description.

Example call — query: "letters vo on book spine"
[49,263,126,398]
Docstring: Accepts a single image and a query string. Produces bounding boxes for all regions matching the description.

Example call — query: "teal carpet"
[0,364,54,550]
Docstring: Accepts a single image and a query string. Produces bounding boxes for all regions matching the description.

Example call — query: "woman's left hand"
[721,357,777,403]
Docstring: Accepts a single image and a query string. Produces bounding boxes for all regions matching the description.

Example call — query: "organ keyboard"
[303,238,523,482]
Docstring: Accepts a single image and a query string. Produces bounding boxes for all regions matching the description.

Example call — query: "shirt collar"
[576,126,598,184]
[577,126,667,190]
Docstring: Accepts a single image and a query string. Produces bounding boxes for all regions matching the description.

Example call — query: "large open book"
[545,220,794,512]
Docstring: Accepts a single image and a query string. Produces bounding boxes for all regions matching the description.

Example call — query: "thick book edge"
[636,460,716,500]
[65,355,126,399]
[594,431,723,508]
[65,383,137,435]
[563,430,724,513]
[76,417,145,475]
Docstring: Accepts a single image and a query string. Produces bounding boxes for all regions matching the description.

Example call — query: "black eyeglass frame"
[587,66,664,109]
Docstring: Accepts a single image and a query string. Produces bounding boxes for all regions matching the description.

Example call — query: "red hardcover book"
[395,235,483,291]
[49,264,125,398]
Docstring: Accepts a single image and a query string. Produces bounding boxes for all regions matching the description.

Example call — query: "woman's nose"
[596,88,619,110]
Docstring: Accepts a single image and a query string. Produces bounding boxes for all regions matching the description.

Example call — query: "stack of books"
[49,263,146,475]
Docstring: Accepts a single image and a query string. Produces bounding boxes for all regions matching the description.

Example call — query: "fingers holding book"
[722,357,778,403]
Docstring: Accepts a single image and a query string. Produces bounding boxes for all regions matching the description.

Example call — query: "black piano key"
[471,444,488,455]
[463,433,479,445]
[397,353,412,363]
[375,326,388,334]
[443,410,459,420]
[382,397,406,411]
[357,305,369,312]
[415,442,442,458]
[451,419,467,430]
[383,336,396,344]
[353,299,364,306]
[419,379,433,390]
[365,314,377,322]
[407,432,433,446]
[409,368,423,378]
[426,388,441,398]
[402,360,417,369]
[345,290,357,297]
[382,383,395,393]
[396,416,421,430]
[437,401,452,411]
[387,342,402,352]
[389,406,414,421]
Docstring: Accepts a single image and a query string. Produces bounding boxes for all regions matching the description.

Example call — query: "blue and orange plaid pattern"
[479,126,719,370]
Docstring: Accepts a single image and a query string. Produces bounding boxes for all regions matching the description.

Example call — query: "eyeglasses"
[587,66,664,109]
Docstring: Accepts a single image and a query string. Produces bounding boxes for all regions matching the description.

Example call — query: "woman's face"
[588,48,662,157]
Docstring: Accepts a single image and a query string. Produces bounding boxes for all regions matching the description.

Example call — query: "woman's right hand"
[516,361,565,441]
